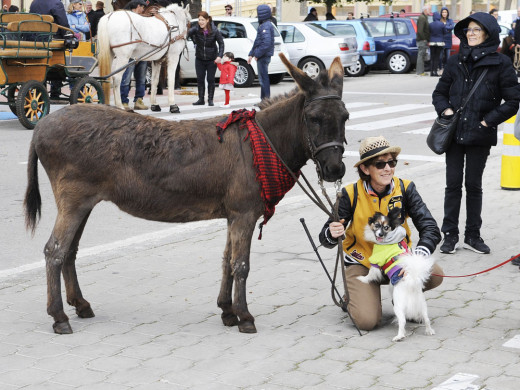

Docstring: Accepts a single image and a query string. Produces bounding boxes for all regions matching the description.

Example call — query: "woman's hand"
[215,57,222,64]
[481,120,488,127]
[329,219,345,239]
[442,108,454,116]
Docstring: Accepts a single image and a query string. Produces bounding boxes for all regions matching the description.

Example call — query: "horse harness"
[108,9,187,61]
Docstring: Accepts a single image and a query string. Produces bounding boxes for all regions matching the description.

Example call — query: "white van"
[180,17,290,88]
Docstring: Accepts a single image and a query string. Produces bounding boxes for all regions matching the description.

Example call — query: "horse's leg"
[167,47,180,113]
[229,215,257,333]
[45,208,92,334]
[62,210,95,320]
[111,56,130,109]
[217,223,238,326]
[149,61,161,112]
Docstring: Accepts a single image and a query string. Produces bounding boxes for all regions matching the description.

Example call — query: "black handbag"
[428,69,488,154]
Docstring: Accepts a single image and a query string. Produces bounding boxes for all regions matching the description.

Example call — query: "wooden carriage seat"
[0,13,54,23]
[0,21,60,58]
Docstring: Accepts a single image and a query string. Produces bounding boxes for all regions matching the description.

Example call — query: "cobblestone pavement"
[1,86,520,390]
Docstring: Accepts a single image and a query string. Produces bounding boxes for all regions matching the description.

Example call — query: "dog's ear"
[388,207,402,229]
[368,212,382,226]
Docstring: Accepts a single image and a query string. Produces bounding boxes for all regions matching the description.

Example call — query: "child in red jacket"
[217,52,237,108]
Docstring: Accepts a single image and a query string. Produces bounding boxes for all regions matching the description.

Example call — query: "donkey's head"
[280,53,348,182]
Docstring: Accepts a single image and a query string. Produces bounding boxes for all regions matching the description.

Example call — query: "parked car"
[180,17,290,88]
[277,22,359,79]
[310,20,378,77]
[361,17,418,73]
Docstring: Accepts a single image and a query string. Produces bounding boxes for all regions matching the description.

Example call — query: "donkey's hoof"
[150,104,161,112]
[169,104,180,113]
[76,306,95,319]
[238,320,257,333]
[53,321,73,334]
[221,313,239,327]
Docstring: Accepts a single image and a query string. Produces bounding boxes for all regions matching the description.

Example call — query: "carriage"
[0,12,105,129]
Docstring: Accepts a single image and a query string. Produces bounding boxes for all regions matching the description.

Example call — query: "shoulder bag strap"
[458,68,489,112]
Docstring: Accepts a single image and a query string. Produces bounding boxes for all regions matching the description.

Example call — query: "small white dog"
[357,207,435,341]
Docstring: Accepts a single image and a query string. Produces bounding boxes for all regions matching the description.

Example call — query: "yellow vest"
[342,178,412,268]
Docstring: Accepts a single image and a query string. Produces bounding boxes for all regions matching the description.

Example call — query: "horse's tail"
[24,141,42,235]
[97,15,112,105]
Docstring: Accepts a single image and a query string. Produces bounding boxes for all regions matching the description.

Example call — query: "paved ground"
[1,83,520,389]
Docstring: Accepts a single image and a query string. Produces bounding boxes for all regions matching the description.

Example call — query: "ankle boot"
[193,85,205,105]
[207,85,215,106]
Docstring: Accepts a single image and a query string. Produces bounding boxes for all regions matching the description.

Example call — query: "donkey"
[24,54,349,335]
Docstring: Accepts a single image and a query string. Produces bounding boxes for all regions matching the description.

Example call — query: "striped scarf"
[216,109,299,238]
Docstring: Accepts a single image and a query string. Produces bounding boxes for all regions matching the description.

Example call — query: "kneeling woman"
[319,136,444,331]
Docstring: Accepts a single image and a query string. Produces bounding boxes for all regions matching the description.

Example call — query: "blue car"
[360,17,418,74]
[310,20,377,77]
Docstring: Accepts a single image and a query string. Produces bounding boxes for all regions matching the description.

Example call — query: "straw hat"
[354,136,401,167]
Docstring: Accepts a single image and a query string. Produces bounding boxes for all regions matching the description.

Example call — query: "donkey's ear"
[279,53,316,95]
[328,57,344,94]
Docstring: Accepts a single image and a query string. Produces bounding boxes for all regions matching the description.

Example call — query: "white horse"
[98,4,190,113]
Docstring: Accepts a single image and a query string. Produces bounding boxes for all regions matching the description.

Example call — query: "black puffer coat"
[188,23,224,61]
[432,12,520,146]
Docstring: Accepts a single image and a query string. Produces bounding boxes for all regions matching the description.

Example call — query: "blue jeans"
[120,60,147,104]
[257,56,271,100]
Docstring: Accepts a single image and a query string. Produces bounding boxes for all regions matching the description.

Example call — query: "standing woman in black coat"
[188,11,224,106]
[432,12,520,255]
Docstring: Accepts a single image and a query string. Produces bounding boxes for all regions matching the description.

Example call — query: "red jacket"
[217,61,237,85]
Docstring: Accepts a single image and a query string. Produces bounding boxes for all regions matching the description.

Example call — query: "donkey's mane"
[257,88,300,110]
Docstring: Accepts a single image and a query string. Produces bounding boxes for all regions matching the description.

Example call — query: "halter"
[302,94,347,184]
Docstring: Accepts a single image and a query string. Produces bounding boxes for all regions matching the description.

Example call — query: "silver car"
[277,22,359,78]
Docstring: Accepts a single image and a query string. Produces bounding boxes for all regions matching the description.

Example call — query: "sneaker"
[440,233,458,254]
[122,103,130,110]
[133,98,148,110]
[220,103,230,108]
[463,236,490,254]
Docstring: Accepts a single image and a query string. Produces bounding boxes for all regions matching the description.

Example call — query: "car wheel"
[345,58,366,77]
[235,60,255,88]
[269,73,285,84]
[299,57,324,79]
[386,51,411,74]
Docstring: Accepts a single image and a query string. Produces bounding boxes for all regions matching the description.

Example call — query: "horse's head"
[163,3,190,35]
[280,54,348,183]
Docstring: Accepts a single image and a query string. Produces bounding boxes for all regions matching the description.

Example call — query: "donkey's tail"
[24,141,42,235]
[97,15,112,105]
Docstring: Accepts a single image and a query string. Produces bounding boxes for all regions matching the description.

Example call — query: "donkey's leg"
[217,224,238,326]
[149,61,161,112]
[62,211,95,320]
[229,216,257,333]
[45,209,91,334]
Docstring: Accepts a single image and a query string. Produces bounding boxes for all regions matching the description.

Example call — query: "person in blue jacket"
[440,7,455,70]
[29,0,70,38]
[248,4,274,100]
[67,0,90,41]
[429,12,445,77]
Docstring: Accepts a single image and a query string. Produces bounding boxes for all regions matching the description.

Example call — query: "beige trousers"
[344,263,444,331]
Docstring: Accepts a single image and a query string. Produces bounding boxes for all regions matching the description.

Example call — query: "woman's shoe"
[192,99,204,106]
[208,100,214,106]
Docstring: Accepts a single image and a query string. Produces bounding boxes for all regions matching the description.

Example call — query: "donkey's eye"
[309,117,320,125]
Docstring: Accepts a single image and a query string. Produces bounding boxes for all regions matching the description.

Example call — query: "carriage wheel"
[70,77,105,105]
[15,80,50,130]
[7,84,19,115]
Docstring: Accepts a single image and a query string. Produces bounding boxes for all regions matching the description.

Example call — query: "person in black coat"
[432,12,520,255]
[187,11,224,106]
[29,0,70,38]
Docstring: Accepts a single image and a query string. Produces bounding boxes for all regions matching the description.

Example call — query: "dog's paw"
[392,334,405,342]
[425,327,435,336]
[356,276,369,284]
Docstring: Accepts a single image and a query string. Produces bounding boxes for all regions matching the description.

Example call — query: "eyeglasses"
[372,159,398,169]
[463,27,483,35]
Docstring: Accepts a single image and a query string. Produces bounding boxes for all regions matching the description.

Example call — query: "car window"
[305,23,335,37]
[316,23,356,36]
[215,21,247,39]
[360,22,373,37]
[278,25,305,43]
[251,21,281,37]
[364,20,394,37]
[395,20,409,35]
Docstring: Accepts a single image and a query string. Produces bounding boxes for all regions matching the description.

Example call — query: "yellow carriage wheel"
[15,80,49,130]
[70,77,105,105]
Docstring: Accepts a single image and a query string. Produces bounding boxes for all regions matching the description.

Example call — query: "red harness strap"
[216,109,299,238]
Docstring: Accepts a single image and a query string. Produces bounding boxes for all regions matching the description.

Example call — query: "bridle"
[302,94,347,185]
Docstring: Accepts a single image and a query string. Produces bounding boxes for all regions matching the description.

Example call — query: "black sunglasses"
[372,159,398,169]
